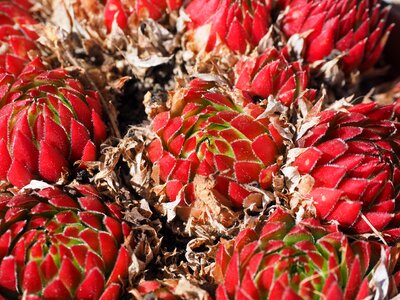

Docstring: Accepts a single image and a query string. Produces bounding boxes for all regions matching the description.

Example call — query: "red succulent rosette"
[0,1,38,75]
[289,102,400,242]
[0,59,107,188]
[0,184,132,299]
[280,0,393,74]
[185,0,272,54]
[104,0,182,32]
[235,47,316,106]
[148,79,284,210]
[215,207,400,299]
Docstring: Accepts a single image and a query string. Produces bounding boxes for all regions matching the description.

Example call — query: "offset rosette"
[185,0,272,54]
[279,0,393,74]
[0,59,107,188]
[235,47,316,106]
[148,79,284,210]
[104,0,183,32]
[215,208,400,299]
[0,1,38,75]
[0,185,132,299]
[288,102,400,241]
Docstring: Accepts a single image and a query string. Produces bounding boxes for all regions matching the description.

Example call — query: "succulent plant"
[147,79,284,210]
[0,1,38,75]
[279,0,393,74]
[104,0,183,32]
[185,0,272,54]
[0,58,107,188]
[0,184,132,299]
[288,102,400,242]
[215,207,400,299]
[235,47,316,106]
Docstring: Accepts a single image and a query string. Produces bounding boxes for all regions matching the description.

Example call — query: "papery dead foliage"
[37,0,181,80]
[153,235,218,285]
[130,278,211,300]
[128,223,162,283]
[374,79,400,106]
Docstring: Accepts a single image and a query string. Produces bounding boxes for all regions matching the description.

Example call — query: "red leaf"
[308,188,343,219]
[106,246,130,285]
[307,17,339,62]
[226,19,248,53]
[81,140,97,163]
[38,140,68,182]
[78,196,106,213]
[293,147,322,174]
[228,182,251,207]
[352,212,393,233]
[99,283,120,300]
[232,140,257,161]
[40,255,58,281]
[259,164,278,189]
[0,139,11,180]
[355,278,370,300]
[316,139,348,165]
[231,115,266,140]
[70,119,90,162]
[224,251,240,297]
[99,232,118,271]
[59,258,82,291]
[252,134,277,166]
[311,165,346,188]
[79,212,101,229]
[337,178,368,201]
[58,104,74,134]
[327,200,362,228]
[104,216,123,242]
[62,89,92,129]
[43,115,69,157]
[7,159,34,188]
[85,251,105,274]
[11,130,38,173]
[80,229,100,252]
[344,257,362,299]
[42,279,71,299]
[75,268,105,299]
[166,180,184,202]
[0,256,17,292]
[235,161,262,184]
[92,110,107,145]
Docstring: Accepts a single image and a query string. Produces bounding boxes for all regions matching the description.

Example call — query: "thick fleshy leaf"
[99,232,118,271]
[104,0,127,31]
[70,119,91,162]
[185,0,271,53]
[7,159,34,188]
[293,102,400,239]
[38,140,69,182]
[148,79,283,209]
[0,186,130,299]
[59,258,82,291]
[0,139,11,180]
[99,283,121,300]
[280,0,392,74]
[42,279,71,299]
[235,47,313,106]
[215,208,398,299]
[0,58,106,186]
[107,247,130,285]
[76,268,105,299]
[81,140,97,163]
[0,256,17,292]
